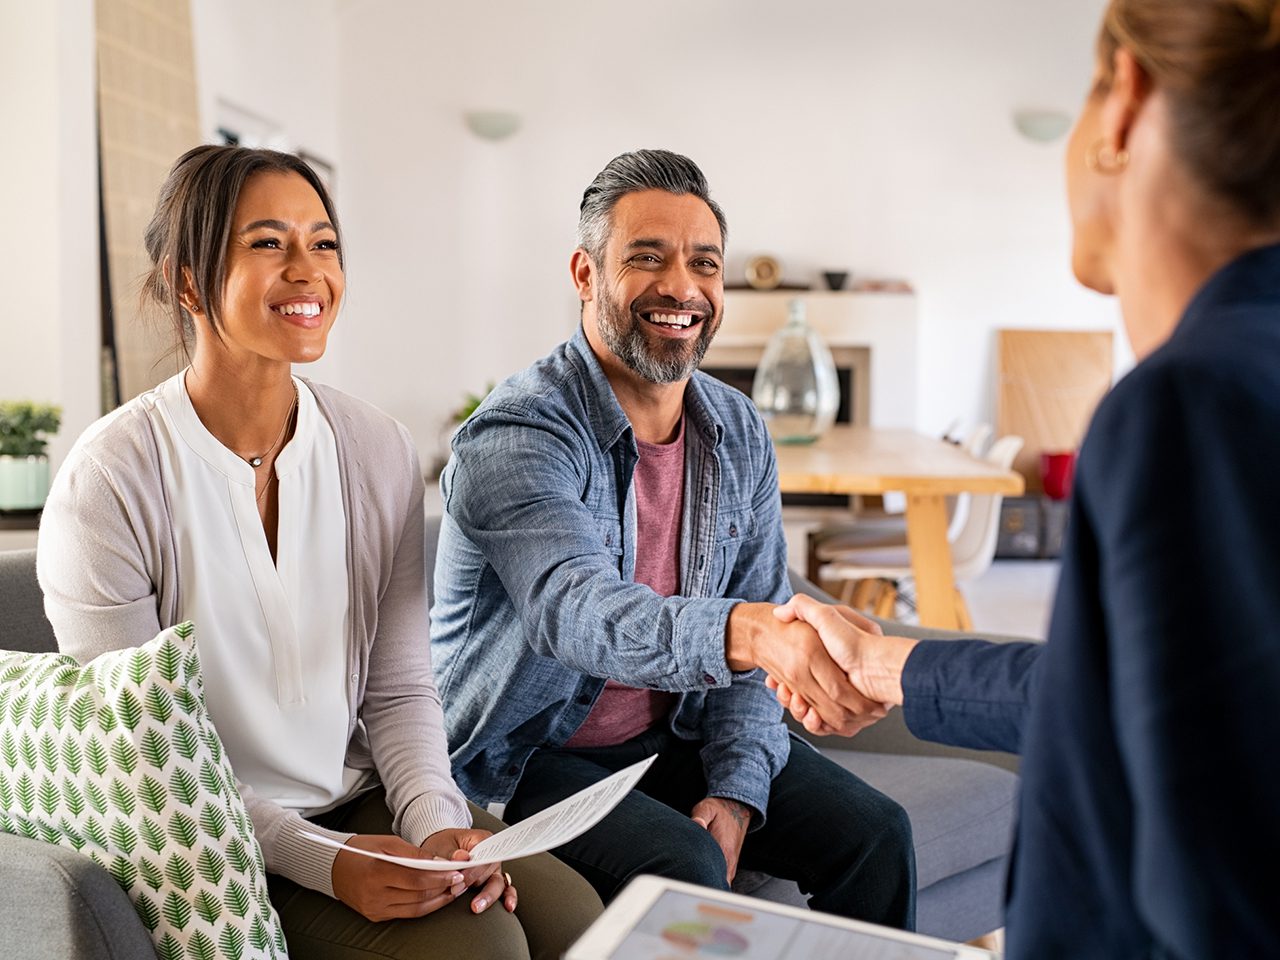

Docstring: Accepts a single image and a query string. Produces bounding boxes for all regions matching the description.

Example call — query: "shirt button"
[703,673,717,685]
[507,765,520,776]
[698,555,705,570]
[576,694,592,706]
[729,523,738,537]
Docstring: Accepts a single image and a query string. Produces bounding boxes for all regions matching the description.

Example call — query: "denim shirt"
[431,328,791,817]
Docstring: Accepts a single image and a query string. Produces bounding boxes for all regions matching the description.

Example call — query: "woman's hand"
[331,834,468,921]
[420,828,518,914]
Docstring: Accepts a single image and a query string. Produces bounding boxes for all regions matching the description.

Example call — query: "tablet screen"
[608,889,957,960]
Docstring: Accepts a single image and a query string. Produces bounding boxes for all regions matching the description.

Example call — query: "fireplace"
[701,289,919,510]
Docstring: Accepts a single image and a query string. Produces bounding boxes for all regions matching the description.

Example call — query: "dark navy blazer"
[902,243,1280,958]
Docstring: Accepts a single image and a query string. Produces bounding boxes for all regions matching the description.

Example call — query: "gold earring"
[1086,139,1129,174]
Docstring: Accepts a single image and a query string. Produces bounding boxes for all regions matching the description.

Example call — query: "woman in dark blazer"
[773,0,1280,956]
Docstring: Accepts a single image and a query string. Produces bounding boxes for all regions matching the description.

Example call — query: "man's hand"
[768,595,918,735]
[691,797,752,884]
[331,834,468,922]
[420,828,517,914]
[726,602,888,736]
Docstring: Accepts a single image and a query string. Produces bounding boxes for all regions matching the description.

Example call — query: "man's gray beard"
[596,286,717,385]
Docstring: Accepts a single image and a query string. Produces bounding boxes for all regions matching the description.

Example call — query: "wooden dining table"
[774,426,1025,630]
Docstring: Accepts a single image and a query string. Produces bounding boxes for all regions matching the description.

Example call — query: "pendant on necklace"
[249,457,263,467]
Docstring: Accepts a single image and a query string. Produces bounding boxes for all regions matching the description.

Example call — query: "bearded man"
[430,150,914,926]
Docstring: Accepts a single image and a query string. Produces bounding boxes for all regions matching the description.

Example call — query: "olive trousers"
[267,787,603,960]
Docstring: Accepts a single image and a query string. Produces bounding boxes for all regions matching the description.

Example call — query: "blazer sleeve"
[900,639,1043,753]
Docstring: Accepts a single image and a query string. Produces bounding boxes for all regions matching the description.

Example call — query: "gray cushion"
[0,549,56,654]
[0,832,157,960]
[822,749,1017,890]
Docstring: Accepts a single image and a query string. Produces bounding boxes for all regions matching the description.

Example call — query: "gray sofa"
[1,528,1026,958]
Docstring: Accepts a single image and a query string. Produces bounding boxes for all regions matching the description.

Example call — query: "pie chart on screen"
[660,921,750,955]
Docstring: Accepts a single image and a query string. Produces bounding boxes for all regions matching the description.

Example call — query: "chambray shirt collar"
[567,326,726,453]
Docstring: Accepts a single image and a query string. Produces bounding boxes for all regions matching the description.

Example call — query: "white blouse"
[149,371,367,816]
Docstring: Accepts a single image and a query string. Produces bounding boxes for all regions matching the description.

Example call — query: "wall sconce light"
[1012,109,1073,144]
[464,110,521,142]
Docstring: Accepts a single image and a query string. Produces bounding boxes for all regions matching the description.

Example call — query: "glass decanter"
[751,298,840,444]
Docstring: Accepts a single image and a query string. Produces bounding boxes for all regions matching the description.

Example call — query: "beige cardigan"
[37,378,471,897]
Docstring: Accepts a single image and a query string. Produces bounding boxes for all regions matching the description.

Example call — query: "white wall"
[2,0,1127,479]
[189,0,344,383]
[334,0,1125,466]
[0,0,100,468]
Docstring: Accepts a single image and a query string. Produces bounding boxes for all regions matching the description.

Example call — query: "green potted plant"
[0,401,62,510]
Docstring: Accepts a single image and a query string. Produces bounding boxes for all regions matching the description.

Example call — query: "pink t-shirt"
[564,418,685,748]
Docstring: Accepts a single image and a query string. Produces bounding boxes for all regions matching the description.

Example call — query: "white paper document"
[303,753,657,871]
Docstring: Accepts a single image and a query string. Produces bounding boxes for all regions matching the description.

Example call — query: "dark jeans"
[505,728,916,930]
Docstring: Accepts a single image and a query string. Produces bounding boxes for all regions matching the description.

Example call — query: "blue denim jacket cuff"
[675,597,739,688]
[705,756,775,829]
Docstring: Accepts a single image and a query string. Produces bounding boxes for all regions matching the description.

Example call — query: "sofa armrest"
[785,569,1038,772]
[0,832,156,960]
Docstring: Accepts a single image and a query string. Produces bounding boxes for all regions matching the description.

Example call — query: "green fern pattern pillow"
[0,623,288,960]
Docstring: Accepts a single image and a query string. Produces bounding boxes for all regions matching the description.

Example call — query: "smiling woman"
[34,145,603,960]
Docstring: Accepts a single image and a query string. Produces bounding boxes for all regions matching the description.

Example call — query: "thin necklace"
[242,383,298,468]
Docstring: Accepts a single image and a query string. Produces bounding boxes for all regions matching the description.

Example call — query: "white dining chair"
[806,423,995,576]
[819,433,1024,628]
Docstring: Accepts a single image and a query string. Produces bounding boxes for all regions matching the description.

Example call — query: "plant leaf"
[156,638,181,683]
[172,721,199,761]
[168,809,199,850]
[108,777,137,817]
[60,777,85,816]
[83,815,108,850]
[117,688,143,731]
[108,854,138,889]
[86,736,109,777]
[196,845,225,885]
[138,774,167,814]
[109,818,139,856]
[134,892,161,931]
[97,702,118,733]
[156,931,184,960]
[38,776,59,816]
[128,648,152,686]
[169,767,199,807]
[187,929,216,960]
[218,926,246,960]
[110,737,139,776]
[224,879,251,918]
[60,736,82,775]
[15,773,35,814]
[192,889,222,925]
[85,780,109,816]
[198,802,226,842]
[139,816,167,855]
[139,857,165,891]
[144,684,173,724]
[164,852,195,892]
[69,693,95,732]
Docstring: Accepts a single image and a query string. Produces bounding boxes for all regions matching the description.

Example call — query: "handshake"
[727,594,919,738]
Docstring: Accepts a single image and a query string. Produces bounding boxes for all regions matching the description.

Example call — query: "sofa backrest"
[0,549,57,654]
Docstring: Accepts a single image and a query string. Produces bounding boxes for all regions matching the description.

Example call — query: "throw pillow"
[0,622,288,960]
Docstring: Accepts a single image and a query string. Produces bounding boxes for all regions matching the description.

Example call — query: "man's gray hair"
[577,149,728,262]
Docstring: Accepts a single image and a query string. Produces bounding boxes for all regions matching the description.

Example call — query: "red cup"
[1040,451,1076,501]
